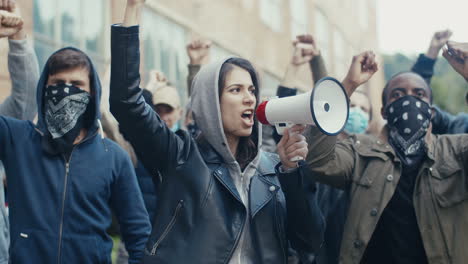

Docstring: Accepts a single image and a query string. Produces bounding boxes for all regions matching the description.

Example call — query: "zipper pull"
[150,244,157,255]
[66,163,70,174]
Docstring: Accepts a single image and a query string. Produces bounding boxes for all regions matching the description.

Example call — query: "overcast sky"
[377,0,468,55]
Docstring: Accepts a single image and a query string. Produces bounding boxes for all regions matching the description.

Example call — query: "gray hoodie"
[0,39,39,264]
[191,57,263,264]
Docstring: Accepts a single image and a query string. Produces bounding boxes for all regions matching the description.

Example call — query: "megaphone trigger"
[274,122,294,135]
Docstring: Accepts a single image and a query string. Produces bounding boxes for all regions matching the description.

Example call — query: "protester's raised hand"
[0,0,15,12]
[123,0,145,27]
[277,125,308,170]
[187,39,212,65]
[126,0,146,6]
[0,0,25,40]
[342,51,378,96]
[443,41,468,82]
[146,70,168,94]
[291,34,320,66]
[427,30,452,59]
[0,9,23,38]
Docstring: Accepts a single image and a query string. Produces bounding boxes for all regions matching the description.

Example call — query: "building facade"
[0,0,386,130]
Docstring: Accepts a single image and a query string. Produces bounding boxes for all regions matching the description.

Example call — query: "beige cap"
[151,85,181,109]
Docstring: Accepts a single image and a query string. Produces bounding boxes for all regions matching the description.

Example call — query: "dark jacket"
[0,47,150,264]
[432,106,468,134]
[0,38,40,264]
[135,160,159,223]
[110,25,324,264]
[411,54,468,134]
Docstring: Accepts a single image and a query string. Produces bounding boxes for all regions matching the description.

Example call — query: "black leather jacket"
[109,25,324,264]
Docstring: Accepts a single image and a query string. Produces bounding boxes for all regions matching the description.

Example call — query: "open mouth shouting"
[241,109,254,127]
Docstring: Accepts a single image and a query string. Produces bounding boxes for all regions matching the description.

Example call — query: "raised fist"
[126,0,146,6]
[146,70,169,94]
[443,41,468,82]
[0,9,23,38]
[186,39,212,65]
[342,51,379,96]
[291,34,320,66]
[427,29,452,59]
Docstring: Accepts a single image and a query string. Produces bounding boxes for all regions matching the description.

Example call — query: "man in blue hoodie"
[0,47,151,263]
[0,1,39,263]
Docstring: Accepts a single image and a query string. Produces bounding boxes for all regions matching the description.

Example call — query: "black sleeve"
[431,106,454,134]
[277,163,325,255]
[109,24,187,176]
[411,54,436,83]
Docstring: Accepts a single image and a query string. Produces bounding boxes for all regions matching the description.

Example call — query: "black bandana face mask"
[385,95,432,164]
[44,83,91,149]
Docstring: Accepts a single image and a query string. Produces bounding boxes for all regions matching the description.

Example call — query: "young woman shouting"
[109,1,325,263]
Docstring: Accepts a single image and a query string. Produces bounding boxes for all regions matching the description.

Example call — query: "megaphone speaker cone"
[311,77,349,135]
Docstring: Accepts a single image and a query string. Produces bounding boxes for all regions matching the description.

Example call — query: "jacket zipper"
[213,170,247,263]
[224,211,246,263]
[56,130,98,264]
[150,200,184,255]
[57,154,72,264]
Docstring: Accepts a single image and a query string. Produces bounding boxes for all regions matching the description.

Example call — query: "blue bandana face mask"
[344,107,369,135]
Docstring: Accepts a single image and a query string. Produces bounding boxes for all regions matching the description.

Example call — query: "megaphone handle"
[284,127,304,162]
[274,123,304,162]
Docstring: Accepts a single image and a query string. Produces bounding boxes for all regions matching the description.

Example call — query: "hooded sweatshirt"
[191,58,262,264]
[0,38,39,264]
[0,47,150,264]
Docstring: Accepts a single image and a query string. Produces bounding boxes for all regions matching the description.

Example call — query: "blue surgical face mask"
[170,122,180,132]
[344,107,370,135]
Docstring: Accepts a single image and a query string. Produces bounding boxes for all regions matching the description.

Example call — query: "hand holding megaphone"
[277,124,307,167]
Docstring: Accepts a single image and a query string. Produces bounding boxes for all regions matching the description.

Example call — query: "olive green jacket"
[305,126,468,264]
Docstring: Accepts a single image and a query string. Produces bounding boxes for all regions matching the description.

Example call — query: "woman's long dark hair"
[218,58,259,170]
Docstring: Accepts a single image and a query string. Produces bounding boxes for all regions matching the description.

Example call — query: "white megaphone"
[256,77,349,161]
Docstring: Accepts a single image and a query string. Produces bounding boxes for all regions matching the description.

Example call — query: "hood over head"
[190,57,262,165]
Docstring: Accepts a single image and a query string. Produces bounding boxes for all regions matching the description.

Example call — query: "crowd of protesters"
[0,0,467,263]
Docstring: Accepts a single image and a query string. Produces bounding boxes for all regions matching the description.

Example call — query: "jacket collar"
[374,125,436,162]
[199,141,281,217]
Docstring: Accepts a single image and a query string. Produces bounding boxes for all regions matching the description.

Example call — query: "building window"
[314,9,330,67]
[333,30,349,80]
[260,0,283,32]
[358,0,369,30]
[33,0,109,74]
[240,0,254,11]
[141,9,188,101]
[261,72,280,99]
[211,44,236,62]
[289,0,308,38]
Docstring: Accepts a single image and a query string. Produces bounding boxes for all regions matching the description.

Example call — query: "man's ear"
[430,106,436,120]
[380,106,387,120]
